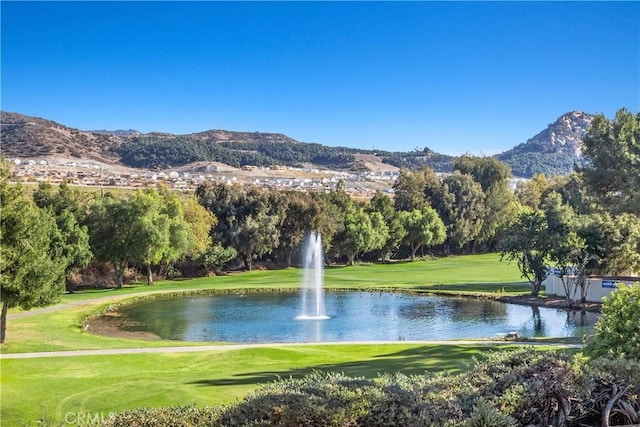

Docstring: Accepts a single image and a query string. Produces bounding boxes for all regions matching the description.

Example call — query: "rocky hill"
[496,111,594,177]
[1,110,596,177]
[0,111,122,163]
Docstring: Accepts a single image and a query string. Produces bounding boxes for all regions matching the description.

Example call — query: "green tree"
[454,156,514,248]
[32,182,92,291]
[515,174,550,210]
[584,284,640,360]
[393,167,438,211]
[87,195,141,288]
[454,155,511,193]
[596,213,640,275]
[578,108,640,214]
[202,243,237,275]
[368,191,407,261]
[399,207,446,260]
[233,211,281,270]
[278,191,323,267]
[0,167,67,342]
[340,207,388,265]
[435,172,486,252]
[182,195,217,258]
[498,207,551,297]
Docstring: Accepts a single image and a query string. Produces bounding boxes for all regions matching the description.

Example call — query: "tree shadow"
[187,344,512,388]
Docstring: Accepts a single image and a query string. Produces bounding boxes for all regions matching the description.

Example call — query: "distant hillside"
[1,110,597,177]
[0,112,121,162]
[0,111,453,172]
[496,111,594,177]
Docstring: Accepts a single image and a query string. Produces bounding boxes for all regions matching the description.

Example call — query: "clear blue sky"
[2,1,638,155]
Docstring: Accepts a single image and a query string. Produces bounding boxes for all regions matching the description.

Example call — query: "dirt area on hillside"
[497,294,602,313]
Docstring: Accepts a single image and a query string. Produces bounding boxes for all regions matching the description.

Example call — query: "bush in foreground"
[584,283,640,361]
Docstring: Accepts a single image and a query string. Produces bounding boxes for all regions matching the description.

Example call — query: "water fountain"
[297,231,330,320]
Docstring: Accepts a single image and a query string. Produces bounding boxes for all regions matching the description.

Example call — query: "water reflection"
[119,292,598,343]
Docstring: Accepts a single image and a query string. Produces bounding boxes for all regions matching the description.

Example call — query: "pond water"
[119,291,597,343]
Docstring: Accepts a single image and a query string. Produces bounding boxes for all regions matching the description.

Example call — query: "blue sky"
[2,2,638,155]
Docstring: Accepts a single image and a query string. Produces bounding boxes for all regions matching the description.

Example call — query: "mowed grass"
[1,254,532,425]
[3,343,538,426]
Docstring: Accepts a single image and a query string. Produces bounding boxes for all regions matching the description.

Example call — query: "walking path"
[6,289,180,320]
[0,340,582,359]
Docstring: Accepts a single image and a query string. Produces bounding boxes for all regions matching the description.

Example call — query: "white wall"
[544,274,640,303]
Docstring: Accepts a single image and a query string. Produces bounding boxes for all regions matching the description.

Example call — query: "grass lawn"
[3,343,549,426]
[1,254,544,425]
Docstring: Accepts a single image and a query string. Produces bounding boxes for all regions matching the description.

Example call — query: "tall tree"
[87,195,143,288]
[515,174,551,210]
[340,207,388,265]
[597,213,640,275]
[232,211,281,270]
[454,156,514,248]
[434,172,486,252]
[368,191,407,261]
[498,207,551,297]
[32,182,93,291]
[399,207,446,261]
[578,108,640,214]
[182,195,217,259]
[0,166,67,342]
[393,167,438,211]
[278,191,323,267]
[130,190,172,284]
[454,155,511,193]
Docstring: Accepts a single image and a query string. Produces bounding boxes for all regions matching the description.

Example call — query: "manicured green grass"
[1,254,536,425]
[2,343,535,426]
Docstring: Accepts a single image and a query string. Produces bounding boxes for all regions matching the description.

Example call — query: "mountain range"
[0,110,594,178]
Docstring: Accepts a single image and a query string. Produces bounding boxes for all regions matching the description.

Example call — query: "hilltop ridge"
[1,110,598,177]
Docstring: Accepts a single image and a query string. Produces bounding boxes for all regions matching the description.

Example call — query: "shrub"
[104,406,221,427]
[461,398,517,427]
[584,284,640,361]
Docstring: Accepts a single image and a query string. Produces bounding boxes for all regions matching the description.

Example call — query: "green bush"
[584,284,640,360]
[104,406,221,427]
[461,398,517,427]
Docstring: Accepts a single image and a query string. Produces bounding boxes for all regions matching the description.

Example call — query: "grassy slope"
[1,254,534,425]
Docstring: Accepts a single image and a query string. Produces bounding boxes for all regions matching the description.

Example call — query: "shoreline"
[85,291,601,342]
[496,294,602,313]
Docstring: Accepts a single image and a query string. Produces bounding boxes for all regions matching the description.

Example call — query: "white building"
[544,273,640,303]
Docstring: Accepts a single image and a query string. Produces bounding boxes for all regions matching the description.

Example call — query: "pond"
[118,291,597,343]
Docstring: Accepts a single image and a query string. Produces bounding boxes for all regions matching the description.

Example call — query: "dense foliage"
[497,148,585,178]
[380,147,454,172]
[117,136,359,169]
[0,167,68,342]
[578,108,640,215]
[584,284,640,361]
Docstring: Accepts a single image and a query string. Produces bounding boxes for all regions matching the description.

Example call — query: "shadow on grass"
[187,344,515,388]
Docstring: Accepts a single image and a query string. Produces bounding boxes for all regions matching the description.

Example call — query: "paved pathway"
[0,340,582,359]
[7,289,181,320]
